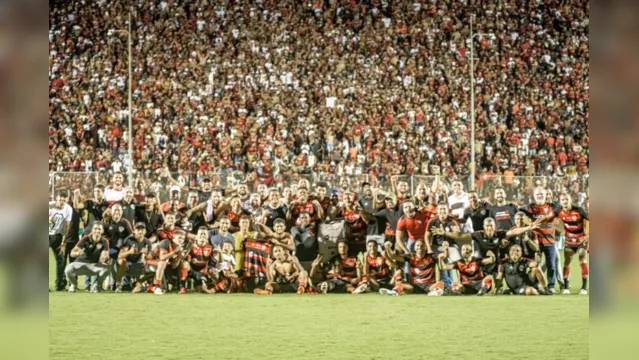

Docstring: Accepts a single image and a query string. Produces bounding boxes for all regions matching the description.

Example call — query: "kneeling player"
[496,245,550,295]
[254,245,309,295]
[315,241,361,294]
[381,240,444,296]
[439,244,495,296]
[353,240,394,294]
[211,240,242,293]
[189,227,217,294]
[115,222,154,293]
[149,230,192,295]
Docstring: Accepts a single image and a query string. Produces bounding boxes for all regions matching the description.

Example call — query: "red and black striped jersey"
[328,255,358,281]
[158,226,179,241]
[453,258,485,285]
[340,209,366,239]
[403,253,438,285]
[366,254,390,280]
[556,206,589,244]
[518,203,559,245]
[149,238,178,261]
[243,239,272,278]
[223,209,247,232]
[292,201,319,223]
[189,244,214,270]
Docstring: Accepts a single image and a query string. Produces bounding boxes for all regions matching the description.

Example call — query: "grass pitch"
[49,256,588,360]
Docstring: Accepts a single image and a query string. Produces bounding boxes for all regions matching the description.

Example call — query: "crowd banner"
[317,220,346,263]
[242,239,272,280]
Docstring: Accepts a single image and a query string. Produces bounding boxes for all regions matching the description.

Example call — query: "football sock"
[482,277,493,289]
[580,262,589,277]
[580,263,588,289]
[562,267,570,289]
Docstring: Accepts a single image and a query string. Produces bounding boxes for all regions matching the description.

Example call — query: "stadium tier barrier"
[49,171,589,207]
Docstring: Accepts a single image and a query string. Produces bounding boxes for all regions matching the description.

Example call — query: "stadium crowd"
[49,170,589,296]
[49,0,590,296]
[49,0,590,183]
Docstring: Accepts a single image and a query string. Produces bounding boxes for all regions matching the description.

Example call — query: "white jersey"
[49,204,73,235]
[448,192,469,220]
[104,187,126,203]
[217,253,236,272]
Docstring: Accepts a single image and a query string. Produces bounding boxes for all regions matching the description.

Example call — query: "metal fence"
[49,171,588,208]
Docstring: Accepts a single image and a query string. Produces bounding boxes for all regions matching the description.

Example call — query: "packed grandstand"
[49,0,589,296]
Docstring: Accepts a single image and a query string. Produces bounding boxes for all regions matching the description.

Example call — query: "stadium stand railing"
[49,172,589,207]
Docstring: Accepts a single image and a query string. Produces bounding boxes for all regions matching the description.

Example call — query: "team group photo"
[49,0,589,358]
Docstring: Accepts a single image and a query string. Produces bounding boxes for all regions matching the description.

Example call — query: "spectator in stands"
[49,0,589,184]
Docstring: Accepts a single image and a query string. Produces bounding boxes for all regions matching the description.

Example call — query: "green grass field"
[49,254,588,360]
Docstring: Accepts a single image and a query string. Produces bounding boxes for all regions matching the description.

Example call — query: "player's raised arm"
[70,242,85,258]
[159,243,182,261]
[505,218,543,238]
[431,225,472,242]
[266,259,277,283]
[395,228,410,254]
[309,255,323,279]
[73,189,85,209]
[481,251,496,266]
[359,206,376,223]
[185,201,208,216]
[438,248,454,271]
[275,233,295,252]
[313,200,324,222]
[383,242,404,263]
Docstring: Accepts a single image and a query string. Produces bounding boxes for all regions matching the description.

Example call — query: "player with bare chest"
[254,245,309,295]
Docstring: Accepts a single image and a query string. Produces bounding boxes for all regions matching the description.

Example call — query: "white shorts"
[437,246,461,262]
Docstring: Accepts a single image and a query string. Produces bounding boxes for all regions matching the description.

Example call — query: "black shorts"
[412,282,435,294]
[326,278,350,293]
[192,269,212,285]
[125,262,153,277]
[462,280,483,294]
[565,242,587,253]
[481,263,499,277]
[373,277,393,290]
[506,274,538,295]
[275,281,300,294]
[164,265,180,278]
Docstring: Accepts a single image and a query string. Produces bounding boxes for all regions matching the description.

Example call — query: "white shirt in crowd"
[448,192,470,220]
[104,188,126,203]
[49,203,73,235]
